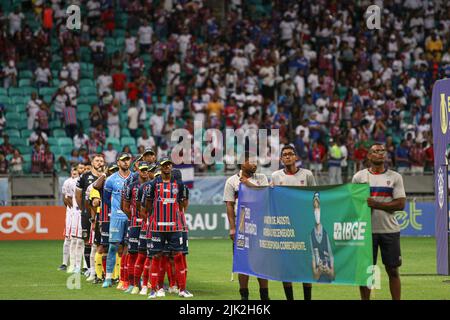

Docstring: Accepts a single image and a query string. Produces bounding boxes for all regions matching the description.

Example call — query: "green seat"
[81,119,90,130]
[16,104,26,113]
[19,71,33,79]
[78,112,90,121]
[80,79,94,87]
[0,96,9,105]
[17,145,30,155]
[5,121,20,130]
[49,120,61,130]
[80,87,97,96]
[20,129,32,138]
[53,129,66,138]
[121,128,130,137]
[10,96,27,105]
[22,154,32,163]
[9,137,26,146]
[121,137,136,146]
[60,146,74,155]
[58,137,73,147]
[78,104,91,113]
[85,96,98,105]
[18,79,32,87]
[47,137,58,146]
[105,137,120,146]
[21,87,35,96]
[50,145,61,154]
[5,113,21,122]
[5,129,20,138]
[8,87,24,96]
[39,87,57,96]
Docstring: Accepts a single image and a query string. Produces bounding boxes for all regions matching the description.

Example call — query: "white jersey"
[352,169,406,234]
[62,177,80,237]
[223,171,268,216]
[62,177,80,213]
[271,168,316,186]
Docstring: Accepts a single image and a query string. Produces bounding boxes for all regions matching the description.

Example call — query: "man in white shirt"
[149,107,165,145]
[8,8,24,36]
[73,128,89,149]
[259,61,275,99]
[27,92,43,130]
[171,95,184,119]
[97,70,112,96]
[127,104,139,138]
[137,129,156,150]
[107,100,120,138]
[271,145,316,300]
[35,63,52,88]
[231,50,249,74]
[223,152,270,300]
[138,20,153,51]
[103,143,118,164]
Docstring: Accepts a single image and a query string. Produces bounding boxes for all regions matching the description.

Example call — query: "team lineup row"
[60,148,193,299]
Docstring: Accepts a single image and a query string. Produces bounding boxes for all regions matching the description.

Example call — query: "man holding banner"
[224,152,270,300]
[271,145,316,300]
[352,143,406,300]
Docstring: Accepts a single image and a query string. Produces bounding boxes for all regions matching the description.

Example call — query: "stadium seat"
[5,113,21,122]
[5,129,20,138]
[17,145,30,155]
[8,87,24,96]
[22,154,31,164]
[53,129,66,138]
[60,146,74,155]
[80,87,97,96]
[80,79,94,87]
[19,70,33,79]
[78,104,91,113]
[121,137,136,146]
[128,145,138,154]
[85,96,98,105]
[49,120,61,130]
[47,137,58,146]
[121,128,131,137]
[9,137,26,146]
[0,96,9,105]
[57,137,73,147]
[81,119,91,130]
[20,129,32,138]
[21,87,35,97]
[10,96,27,105]
[18,79,31,87]
[78,112,90,121]
[39,87,57,96]
[50,145,61,154]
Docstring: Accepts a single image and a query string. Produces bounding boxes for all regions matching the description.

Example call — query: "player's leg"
[94,244,104,284]
[125,226,140,294]
[257,278,269,300]
[238,274,250,300]
[282,282,294,300]
[302,283,312,300]
[158,254,169,290]
[135,227,148,293]
[103,217,126,288]
[360,233,380,300]
[380,233,402,300]
[81,214,92,275]
[59,236,71,271]
[148,232,164,298]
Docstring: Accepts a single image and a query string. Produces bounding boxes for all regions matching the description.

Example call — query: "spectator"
[29,128,48,145]
[69,149,83,167]
[97,68,112,96]
[103,143,118,164]
[309,141,325,176]
[0,135,14,155]
[107,99,120,138]
[0,111,5,136]
[127,102,139,139]
[34,61,52,88]
[26,92,43,130]
[150,107,165,146]
[8,7,24,36]
[43,144,55,173]
[137,129,155,150]
[328,138,343,185]
[0,151,8,174]
[62,101,78,138]
[162,116,176,146]
[138,19,153,52]
[3,59,17,88]
[36,103,50,135]
[410,140,426,175]
[31,143,44,173]
[395,139,411,174]
[89,104,103,128]
[112,65,127,106]
[10,149,24,175]
[51,87,69,125]
[73,128,89,149]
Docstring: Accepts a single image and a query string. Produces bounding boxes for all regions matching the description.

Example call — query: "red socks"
[142,257,151,287]
[168,257,176,287]
[150,256,161,291]
[102,255,107,275]
[120,254,128,283]
[158,255,169,288]
[127,253,138,284]
[133,253,146,287]
[174,253,186,291]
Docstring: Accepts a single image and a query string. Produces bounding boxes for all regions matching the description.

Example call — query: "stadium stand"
[0,0,447,179]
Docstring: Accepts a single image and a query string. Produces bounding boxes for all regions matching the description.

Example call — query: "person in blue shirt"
[102,152,132,288]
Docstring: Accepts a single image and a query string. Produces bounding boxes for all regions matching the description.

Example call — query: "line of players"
[59,148,193,298]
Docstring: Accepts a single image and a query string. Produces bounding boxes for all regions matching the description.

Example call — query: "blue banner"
[396,201,435,236]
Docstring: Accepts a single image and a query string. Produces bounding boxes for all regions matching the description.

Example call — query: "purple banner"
[432,79,450,275]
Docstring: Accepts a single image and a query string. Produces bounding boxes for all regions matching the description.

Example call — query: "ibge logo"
[0,212,48,234]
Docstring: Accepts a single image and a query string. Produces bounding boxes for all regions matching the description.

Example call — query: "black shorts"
[147,231,184,255]
[100,221,110,246]
[182,231,188,255]
[93,220,101,245]
[138,228,148,252]
[127,226,141,254]
[81,213,91,240]
[372,232,402,268]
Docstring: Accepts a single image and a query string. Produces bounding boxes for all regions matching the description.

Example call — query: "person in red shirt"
[112,66,127,106]
[127,80,141,103]
[42,5,53,31]
[224,97,238,129]
[101,7,115,36]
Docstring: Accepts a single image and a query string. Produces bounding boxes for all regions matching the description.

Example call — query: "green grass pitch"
[1,238,449,300]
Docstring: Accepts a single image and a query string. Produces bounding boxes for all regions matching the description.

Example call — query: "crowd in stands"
[0,0,448,177]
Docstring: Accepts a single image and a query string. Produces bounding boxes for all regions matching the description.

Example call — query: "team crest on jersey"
[172,188,178,195]
[301,180,305,185]
[387,180,391,186]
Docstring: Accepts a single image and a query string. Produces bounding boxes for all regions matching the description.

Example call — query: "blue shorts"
[138,228,147,252]
[100,221,110,246]
[127,226,141,253]
[109,217,128,243]
[147,231,184,255]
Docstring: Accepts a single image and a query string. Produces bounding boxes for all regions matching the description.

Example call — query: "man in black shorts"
[352,143,406,300]
[75,154,105,275]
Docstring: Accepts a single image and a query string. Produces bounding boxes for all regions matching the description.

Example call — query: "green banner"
[185,205,228,238]
[233,184,373,286]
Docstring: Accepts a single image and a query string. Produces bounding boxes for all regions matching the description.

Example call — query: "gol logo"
[0,212,48,234]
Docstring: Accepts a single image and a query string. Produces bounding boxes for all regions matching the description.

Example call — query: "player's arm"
[137,185,145,220]
[223,180,237,241]
[367,197,406,213]
[145,182,155,217]
[93,173,106,191]
[75,175,84,209]
[103,178,113,215]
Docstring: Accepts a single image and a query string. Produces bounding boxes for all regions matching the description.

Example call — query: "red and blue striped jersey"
[144,176,185,232]
[125,179,144,226]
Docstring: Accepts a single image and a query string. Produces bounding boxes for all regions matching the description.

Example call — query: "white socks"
[75,238,85,269]
[63,237,70,266]
[69,238,77,268]
[90,244,97,276]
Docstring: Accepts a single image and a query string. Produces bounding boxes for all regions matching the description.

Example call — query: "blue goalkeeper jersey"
[104,171,131,219]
